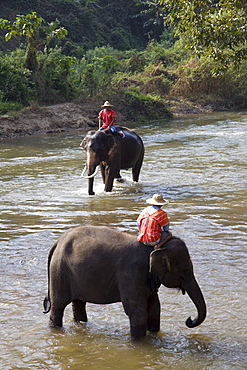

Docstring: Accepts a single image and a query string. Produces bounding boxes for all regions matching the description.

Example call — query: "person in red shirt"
[137,194,170,246]
[98,101,117,133]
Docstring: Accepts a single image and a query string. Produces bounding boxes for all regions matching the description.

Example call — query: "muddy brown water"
[0,112,247,369]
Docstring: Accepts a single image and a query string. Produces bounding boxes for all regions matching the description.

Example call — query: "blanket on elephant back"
[153,232,172,249]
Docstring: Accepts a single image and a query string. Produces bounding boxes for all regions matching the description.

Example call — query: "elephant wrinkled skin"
[80,126,144,195]
[43,226,207,339]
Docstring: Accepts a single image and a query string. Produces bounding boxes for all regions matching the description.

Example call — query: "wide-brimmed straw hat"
[102,101,113,107]
[146,193,169,206]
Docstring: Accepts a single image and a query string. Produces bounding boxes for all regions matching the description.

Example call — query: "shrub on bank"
[0,51,32,106]
[171,56,247,109]
[0,101,23,115]
[123,88,171,121]
[35,48,76,104]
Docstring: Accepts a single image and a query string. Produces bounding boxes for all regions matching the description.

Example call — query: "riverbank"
[0,98,222,139]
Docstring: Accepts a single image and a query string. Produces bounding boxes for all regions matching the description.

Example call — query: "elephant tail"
[43,296,51,314]
[43,241,57,314]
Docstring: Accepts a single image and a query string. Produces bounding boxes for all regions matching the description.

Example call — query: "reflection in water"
[0,112,247,369]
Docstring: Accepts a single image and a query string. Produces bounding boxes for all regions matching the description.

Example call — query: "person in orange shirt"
[98,101,117,133]
[137,194,170,246]
[98,101,125,138]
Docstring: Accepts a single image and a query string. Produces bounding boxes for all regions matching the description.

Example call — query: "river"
[0,112,246,369]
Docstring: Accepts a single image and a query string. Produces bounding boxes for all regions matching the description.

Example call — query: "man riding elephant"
[137,194,172,248]
[98,100,124,138]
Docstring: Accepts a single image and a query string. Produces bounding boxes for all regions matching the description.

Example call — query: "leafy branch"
[0,12,68,71]
[138,0,247,71]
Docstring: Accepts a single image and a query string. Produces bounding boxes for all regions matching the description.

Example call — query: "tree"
[140,0,247,71]
[0,12,68,71]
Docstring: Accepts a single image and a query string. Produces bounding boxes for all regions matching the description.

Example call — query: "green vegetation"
[123,89,172,122]
[0,0,152,53]
[0,12,68,71]
[143,0,247,72]
[0,102,23,115]
[0,0,247,121]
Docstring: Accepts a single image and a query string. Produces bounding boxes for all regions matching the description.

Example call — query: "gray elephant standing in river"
[80,127,144,195]
[43,226,206,339]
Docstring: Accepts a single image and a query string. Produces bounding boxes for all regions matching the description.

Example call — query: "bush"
[36,48,76,103]
[123,88,171,121]
[71,47,121,98]
[125,51,146,73]
[85,45,123,63]
[227,60,247,108]
[171,57,247,109]
[0,101,23,115]
[0,51,33,105]
[159,26,177,48]
[142,39,188,67]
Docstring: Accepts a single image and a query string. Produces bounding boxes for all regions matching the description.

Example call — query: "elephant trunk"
[183,274,206,328]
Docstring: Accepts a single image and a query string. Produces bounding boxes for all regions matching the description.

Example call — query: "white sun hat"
[146,193,169,206]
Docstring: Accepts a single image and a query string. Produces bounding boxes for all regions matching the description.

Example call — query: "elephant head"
[80,129,117,195]
[149,238,206,328]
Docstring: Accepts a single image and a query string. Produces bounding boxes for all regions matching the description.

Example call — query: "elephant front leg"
[72,299,87,322]
[122,298,147,338]
[88,178,95,195]
[104,166,115,192]
[130,307,147,338]
[147,291,161,332]
[130,320,147,339]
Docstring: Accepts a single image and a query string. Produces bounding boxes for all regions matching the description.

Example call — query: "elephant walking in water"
[80,126,144,195]
[43,226,206,339]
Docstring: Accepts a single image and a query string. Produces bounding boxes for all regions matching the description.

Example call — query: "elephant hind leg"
[104,174,115,192]
[132,155,144,183]
[49,306,66,327]
[72,299,87,322]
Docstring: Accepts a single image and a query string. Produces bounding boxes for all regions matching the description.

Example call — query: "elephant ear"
[149,248,171,279]
[106,134,115,151]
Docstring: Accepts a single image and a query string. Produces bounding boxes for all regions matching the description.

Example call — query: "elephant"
[43,225,206,339]
[80,126,144,195]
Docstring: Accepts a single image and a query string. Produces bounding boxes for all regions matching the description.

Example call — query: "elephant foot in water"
[147,318,160,332]
[131,319,160,338]
[130,324,147,339]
